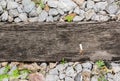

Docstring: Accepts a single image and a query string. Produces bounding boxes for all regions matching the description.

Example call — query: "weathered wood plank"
[0,21,120,62]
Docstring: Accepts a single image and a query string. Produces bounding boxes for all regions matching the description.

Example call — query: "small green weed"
[34,0,45,9]
[60,58,67,64]
[95,60,105,68]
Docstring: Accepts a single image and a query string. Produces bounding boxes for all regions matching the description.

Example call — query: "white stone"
[46,16,54,22]
[113,72,120,81]
[74,64,82,73]
[82,62,92,70]
[28,17,38,22]
[1,11,8,21]
[57,8,64,15]
[59,73,65,79]
[7,1,18,10]
[106,3,118,14]
[58,0,77,12]
[19,13,28,22]
[0,0,7,9]
[65,77,74,81]
[86,0,95,9]
[94,2,108,12]
[73,16,84,21]
[56,63,68,72]
[14,17,21,22]
[38,10,48,22]
[23,1,35,13]
[74,73,82,81]
[111,62,120,73]
[66,66,75,77]
[45,75,59,81]
[8,16,13,22]
[85,9,95,20]
[0,6,3,14]
[74,7,80,14]
[49,68,58,75]
[49,9,58,16]
[9,9,19,17]
[91,76,98,81]
[47,0,58,8]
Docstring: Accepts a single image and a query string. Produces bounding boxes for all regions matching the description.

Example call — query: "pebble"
[106,3,118,14]
[85,9,95,20]
[49,9,58,16]
[65,77,74,81]
[73,15,84,21]
[59,73,65,79]
[82,62,92,70]
[113,72,120,81]
[91,76,98,81]
[74,7,80,14]
[19,13,28,22]
[86,0,95,9]
[9,9,19,17]
[1,11,8,21]
[74,64,83,73]
[66,66,75,77]
[49,68,58,75]
[8,16,14,22]
[14,17,22,22]
[7,1,18,10]
[0,0,7,9]
[74,73,82,81]
[0,6,3,14]
[46,16,54,22]
[45,75,59,81]
[28,17,38,22]
[38,10,48,22]
[47,0,58,8]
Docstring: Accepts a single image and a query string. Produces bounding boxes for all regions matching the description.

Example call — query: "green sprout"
[65,15,74,22]
[34,0,45,9]
[0,74,9,81]
[95,60,105,68]
[60,58,67,64]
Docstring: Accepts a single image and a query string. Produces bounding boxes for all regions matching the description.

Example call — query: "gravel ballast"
[0,0,120,22]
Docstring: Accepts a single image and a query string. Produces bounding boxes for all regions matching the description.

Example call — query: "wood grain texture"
[0,21,119,62]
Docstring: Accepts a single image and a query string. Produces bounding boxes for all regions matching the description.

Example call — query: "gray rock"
[45,75,59,81]
[47,0,58,8]
[19,13,28,22]
[82,62,92,70]
[17,5,24,13]
[8,66,17,75]
[66,66,75,77]
[91,76,98,81]
[0,67,6,74]
[93,0,101,2]
[49,9,58,16]
[107,73,114,79]
[22,0,35,13]
[113,72,120,81]
[14,17,21,22]
[46,16,54,22]
[28,17,38,22]
[7,1,18,10]
[29,9,38,17]
[57,8,64,15]
[74,7,80,14]
[36,6,42,14]
[65,77,74,81]
[74,64,82,73]
[59,73,65,79]
[107,0,115,4]
[106,3,118,14]
[92,14,110,21]
[40,63,47,69]
[58,0,77,12]
[49,68,58,75]
[74,73,82,81]
[85,9,95,20]
[22,0,31,6]
[73,15,84,21]
[86,0,95,9]
[56,63,68,72]
[9,9,19,17]
[8,16,13,22]
[53,15,60,21]
[38,10,48,22]
[1,11,8,21]
[0,0,7,9]
[0,6,3,14]
[111,62,120,73]
[94,2,108,12]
